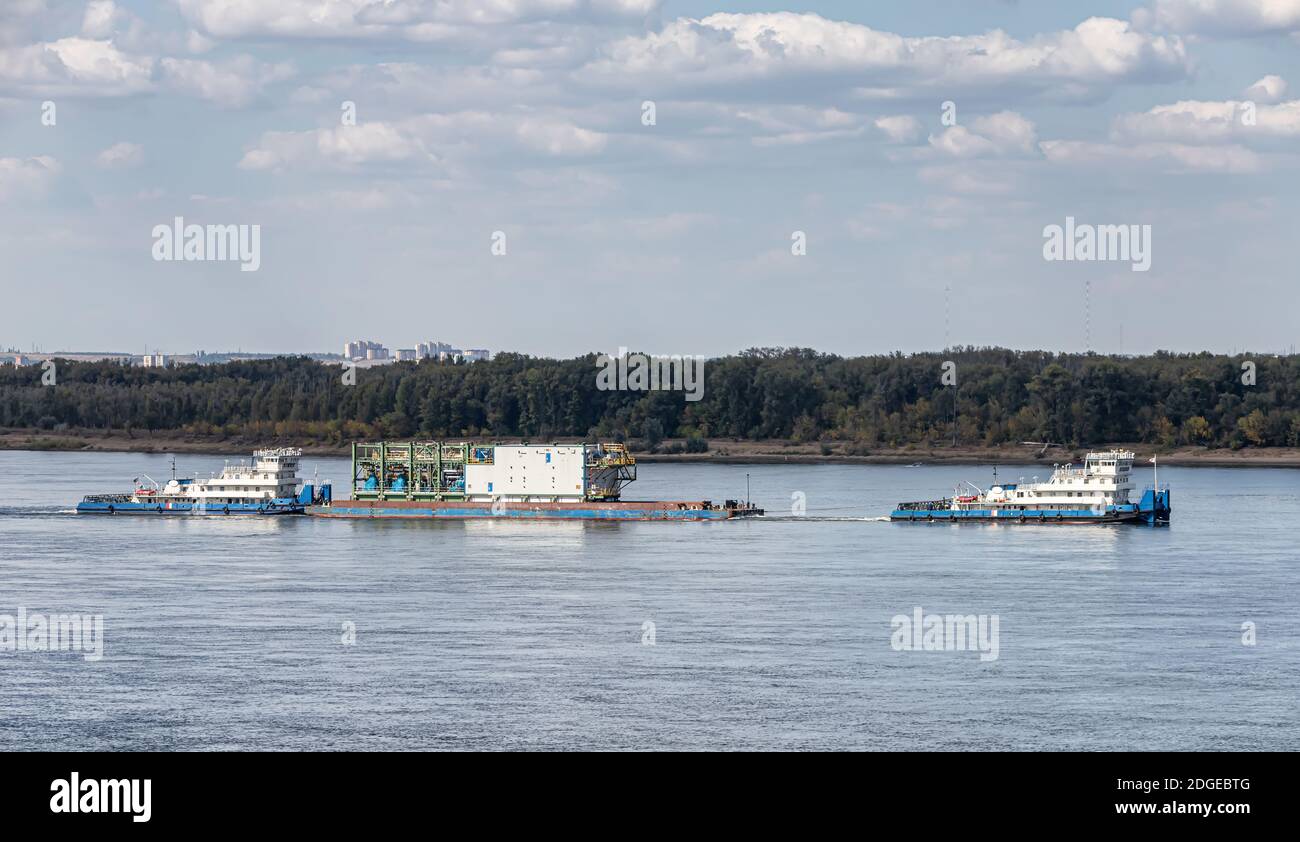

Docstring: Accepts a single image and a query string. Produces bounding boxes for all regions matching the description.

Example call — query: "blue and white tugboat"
[891,451,1170,525]
[77,448,330,516]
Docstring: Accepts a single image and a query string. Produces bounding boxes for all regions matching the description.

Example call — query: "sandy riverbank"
[3,429,1298,467]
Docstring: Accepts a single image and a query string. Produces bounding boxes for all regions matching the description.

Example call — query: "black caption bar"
[6,752,1281,830]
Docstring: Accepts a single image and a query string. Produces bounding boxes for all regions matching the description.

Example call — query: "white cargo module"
[464,445,589,501]
[348,441,637,503]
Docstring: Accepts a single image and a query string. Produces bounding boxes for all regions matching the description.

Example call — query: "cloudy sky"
[2,0,1299,358]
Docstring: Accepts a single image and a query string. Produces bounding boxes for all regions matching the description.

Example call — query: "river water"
[1,449,1296,750]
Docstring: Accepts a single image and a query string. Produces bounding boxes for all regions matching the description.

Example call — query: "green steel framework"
[352,441,471,501]
[350,441,636,502]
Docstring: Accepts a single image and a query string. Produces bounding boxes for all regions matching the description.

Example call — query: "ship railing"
[82,494,134,503]
[895,499,953,511]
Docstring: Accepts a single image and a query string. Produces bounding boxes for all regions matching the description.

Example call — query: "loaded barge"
[891,451,1170,525]
[307,441,762,521]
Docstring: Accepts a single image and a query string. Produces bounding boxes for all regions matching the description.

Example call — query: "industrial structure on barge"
[307,441,762,520]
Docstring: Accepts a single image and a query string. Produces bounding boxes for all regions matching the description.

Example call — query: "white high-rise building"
[344,340,388,361]
[416,341,456,360]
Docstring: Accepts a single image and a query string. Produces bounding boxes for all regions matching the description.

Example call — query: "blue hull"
[891,489,1171,525]
[891,508,1135,524]
[76,499,306,516]
[309,504,734,521]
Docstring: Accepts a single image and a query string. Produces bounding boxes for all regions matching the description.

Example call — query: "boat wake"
[757,515,888,523]
[0,507,79,518]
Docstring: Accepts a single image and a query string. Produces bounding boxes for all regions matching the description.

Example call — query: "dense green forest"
[1,349,1297,450]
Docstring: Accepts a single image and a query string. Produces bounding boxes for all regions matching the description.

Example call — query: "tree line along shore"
[0,348,1296,461]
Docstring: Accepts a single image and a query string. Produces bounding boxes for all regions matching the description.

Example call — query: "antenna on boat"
[170,456,176,481]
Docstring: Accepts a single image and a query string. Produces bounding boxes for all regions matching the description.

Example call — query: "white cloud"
[928,111,1039,158]
[308,62,558,112]
[969,112,1039,153]
[176,0,405,40]
[515,117,608,155]
[722,104,866,146]
[1111,97,1300,142]
[239,122,437,171]
[874,114,924,143]
[0,37,153,96]
[1147,0,1300,35]
[96,141,143,169]
[240,110,609,172]
[0,1,47,47]
[160,55,295,107]
[1039,87,1300,173]
[928,125,1002,158]
[289,84,332,104]
[186,29,216,54]
[917,164,1021,195]
[0,155,60,200]
[263,183,426,213]
[175,0,660,41]
[1040,139,1262,172]
[583,14,1189,99]
[1244,74,1287,102]
[81,1,124,39]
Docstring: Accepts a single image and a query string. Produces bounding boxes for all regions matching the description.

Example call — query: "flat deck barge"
[308,499,761,520]
[307,441,763,521]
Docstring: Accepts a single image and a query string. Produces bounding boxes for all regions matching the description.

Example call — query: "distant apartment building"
[138,354,169,368]
[344,340,388,361]
[415,341,454,359]
[341,339,488,363]
[412,341,491,363]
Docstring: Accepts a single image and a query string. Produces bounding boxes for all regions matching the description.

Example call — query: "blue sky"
[2,0,1299,357]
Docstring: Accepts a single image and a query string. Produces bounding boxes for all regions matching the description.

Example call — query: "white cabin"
[137,448,303,505]
[958,451,1137,513]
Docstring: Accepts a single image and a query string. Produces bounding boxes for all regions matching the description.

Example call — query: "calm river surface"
[1,450,1296,750]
